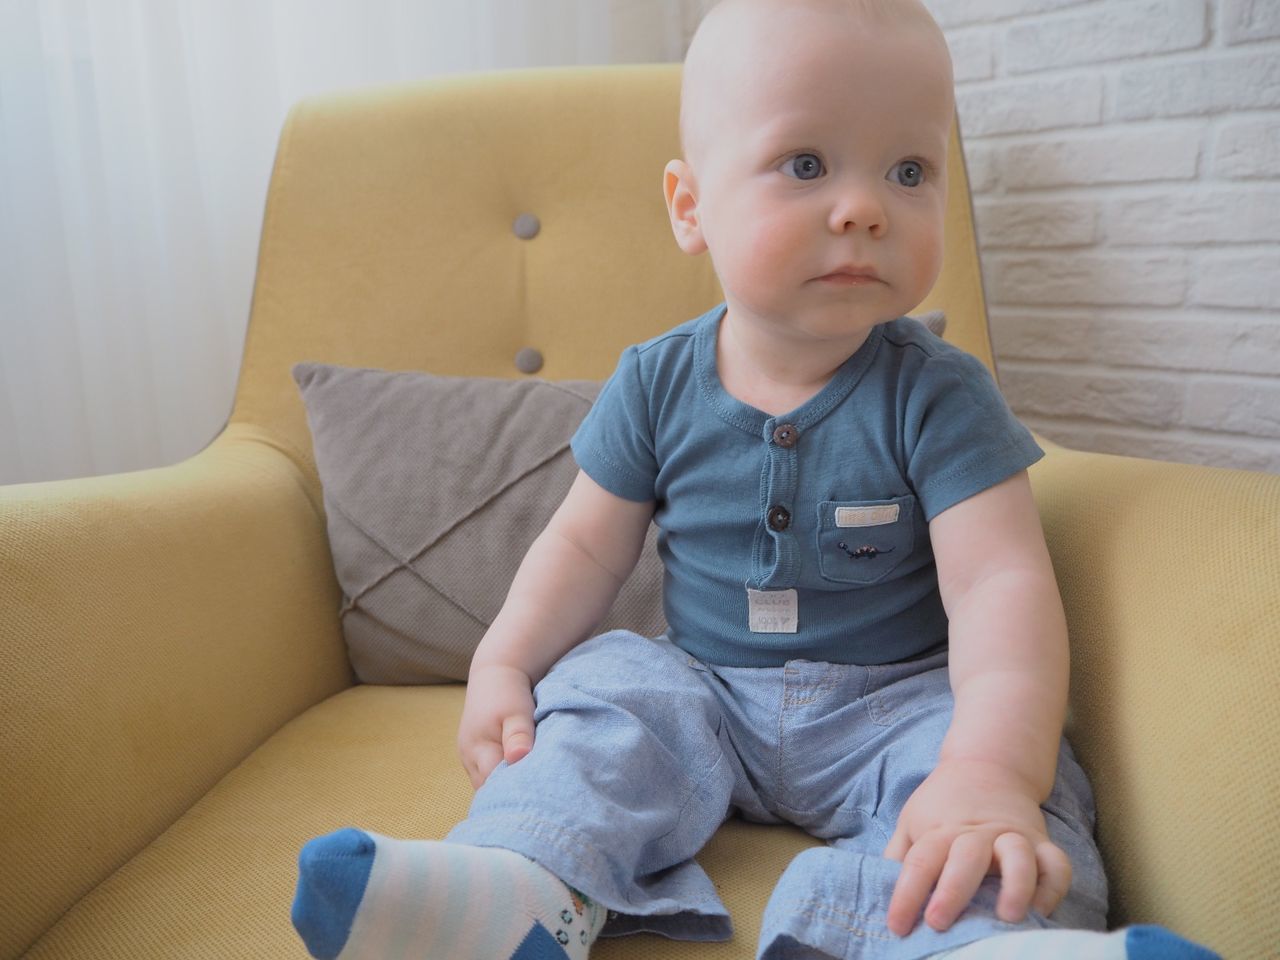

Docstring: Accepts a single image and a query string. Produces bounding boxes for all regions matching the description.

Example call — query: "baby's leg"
[292,631,737,958]
[449,631,739,940]
[755,654,1106,959]
[753,654,1220,959]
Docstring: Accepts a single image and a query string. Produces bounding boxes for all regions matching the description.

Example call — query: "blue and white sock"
[934,925,1222,960]
[292,828,606,960]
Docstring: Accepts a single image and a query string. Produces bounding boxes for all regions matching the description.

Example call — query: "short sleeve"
[570,346,659,503]
[904,349,1043,521]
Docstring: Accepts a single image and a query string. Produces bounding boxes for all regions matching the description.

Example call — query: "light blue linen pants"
[447,631,1108,959]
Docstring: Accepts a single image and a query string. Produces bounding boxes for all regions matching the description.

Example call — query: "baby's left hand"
[883,758,1072,937]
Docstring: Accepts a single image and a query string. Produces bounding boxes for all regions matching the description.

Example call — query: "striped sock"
[935,925,1221,960]
[292,828,606,960]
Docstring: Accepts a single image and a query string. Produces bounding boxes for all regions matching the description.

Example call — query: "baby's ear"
[663,159,707,256]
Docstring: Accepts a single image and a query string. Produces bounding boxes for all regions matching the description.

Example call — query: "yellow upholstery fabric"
[19,684,820,959]
[1032,443,1280,960]
[1,65,1276,959]
[0,424,352,959]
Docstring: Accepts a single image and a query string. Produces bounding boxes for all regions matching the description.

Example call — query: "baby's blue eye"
[890,160,925,187]
[784,154,825,180]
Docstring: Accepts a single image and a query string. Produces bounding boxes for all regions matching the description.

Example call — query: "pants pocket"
[863,652,950,727]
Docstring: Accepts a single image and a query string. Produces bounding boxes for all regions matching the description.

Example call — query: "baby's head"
[666,0,956,339]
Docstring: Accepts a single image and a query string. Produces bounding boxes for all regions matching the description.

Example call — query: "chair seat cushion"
[23,683,820,959]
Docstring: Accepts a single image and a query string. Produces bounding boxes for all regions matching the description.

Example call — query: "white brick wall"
[925,0,1280,472]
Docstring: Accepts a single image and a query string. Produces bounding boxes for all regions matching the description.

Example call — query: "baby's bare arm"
[933,470,1068,795]
[459,470,654,788]
[886,471,1071,935]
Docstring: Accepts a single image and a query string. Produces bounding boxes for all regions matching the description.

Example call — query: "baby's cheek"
[744,212,808,272]
[902,223,946,297]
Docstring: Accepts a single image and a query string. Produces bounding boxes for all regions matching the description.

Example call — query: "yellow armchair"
[2,66,1276,960]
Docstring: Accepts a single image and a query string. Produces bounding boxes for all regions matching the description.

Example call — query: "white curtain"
[0,0,712,484]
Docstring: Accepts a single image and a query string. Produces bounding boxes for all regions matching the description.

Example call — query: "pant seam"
[657,738,731,846]
[783,899,898,944]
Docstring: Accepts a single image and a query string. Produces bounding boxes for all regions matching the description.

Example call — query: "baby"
[292,1,1220,958]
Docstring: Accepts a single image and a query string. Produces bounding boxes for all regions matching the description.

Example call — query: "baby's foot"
[291,828,606,959]
[934,925,1221,959]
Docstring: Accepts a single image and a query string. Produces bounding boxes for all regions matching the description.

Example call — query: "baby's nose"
[828,185,887,236]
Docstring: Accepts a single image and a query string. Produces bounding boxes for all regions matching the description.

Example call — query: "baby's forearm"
[939,567,1069,799]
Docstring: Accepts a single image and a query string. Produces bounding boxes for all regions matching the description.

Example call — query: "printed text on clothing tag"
[747,588,798,633]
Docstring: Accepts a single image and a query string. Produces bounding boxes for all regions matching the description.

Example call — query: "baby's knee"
[546,631,692,687]
[535,631,714,722]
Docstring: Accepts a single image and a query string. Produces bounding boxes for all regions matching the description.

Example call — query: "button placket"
[757,418,800,588]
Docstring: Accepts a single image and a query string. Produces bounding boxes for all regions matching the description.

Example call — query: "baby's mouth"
[814,269,884,286]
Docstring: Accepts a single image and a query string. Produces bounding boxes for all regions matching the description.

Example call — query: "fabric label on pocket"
[747,588,798,633]
[834,504,900,528]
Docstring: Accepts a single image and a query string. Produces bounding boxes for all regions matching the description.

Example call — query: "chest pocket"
[816,495,916,586]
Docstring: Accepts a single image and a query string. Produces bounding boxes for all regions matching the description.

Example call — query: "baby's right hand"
[457,663,537,790]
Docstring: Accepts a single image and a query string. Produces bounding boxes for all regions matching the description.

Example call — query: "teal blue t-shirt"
[570,304,1043,667]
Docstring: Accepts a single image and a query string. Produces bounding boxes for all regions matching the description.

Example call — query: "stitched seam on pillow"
[326,379,594,620]
[345,585,485,629]
[334,438,578,621]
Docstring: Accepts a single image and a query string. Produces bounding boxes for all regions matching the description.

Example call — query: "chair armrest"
[1029,443,1279,958]
[0,424,352,959]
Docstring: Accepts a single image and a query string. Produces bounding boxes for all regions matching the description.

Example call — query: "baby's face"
[675,1,954,344]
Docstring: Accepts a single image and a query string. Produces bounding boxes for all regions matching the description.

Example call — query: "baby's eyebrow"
[752,110,829,144]
[747,129,808,154]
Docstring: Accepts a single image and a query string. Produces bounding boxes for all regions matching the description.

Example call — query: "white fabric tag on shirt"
[835,504,900,528]
[747,588,798,633]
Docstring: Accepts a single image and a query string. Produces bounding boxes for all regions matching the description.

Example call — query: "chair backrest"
[229,64,995,463]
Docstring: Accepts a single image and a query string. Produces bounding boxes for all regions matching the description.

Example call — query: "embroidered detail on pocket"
[834,504,900,527]
[837,542,895,560]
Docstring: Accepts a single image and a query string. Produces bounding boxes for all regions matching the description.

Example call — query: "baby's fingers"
[466,739,504,790]
[992,832,1037,923]
[502,713,535,764]
[924,832,993,931]
[887,833,949,936]
[1031,840,1072,918]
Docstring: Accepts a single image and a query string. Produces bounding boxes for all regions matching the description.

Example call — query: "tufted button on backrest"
[514,347,544,374]
[512,213,541,240]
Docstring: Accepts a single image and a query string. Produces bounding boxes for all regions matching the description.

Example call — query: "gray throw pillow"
[292,363,667,684]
